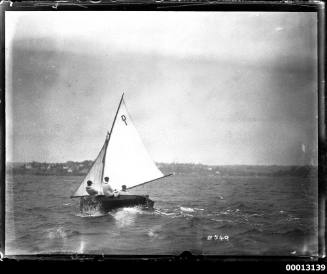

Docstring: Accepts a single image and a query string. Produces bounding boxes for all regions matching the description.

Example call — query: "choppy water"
[5,172,318,256]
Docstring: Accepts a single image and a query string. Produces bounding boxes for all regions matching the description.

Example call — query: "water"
[5,172,318,256]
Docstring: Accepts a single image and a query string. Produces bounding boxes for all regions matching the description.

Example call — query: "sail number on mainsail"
[121,115,128,125]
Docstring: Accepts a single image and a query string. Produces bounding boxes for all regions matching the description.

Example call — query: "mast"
[100,93,124,183]
[108,93,125,141]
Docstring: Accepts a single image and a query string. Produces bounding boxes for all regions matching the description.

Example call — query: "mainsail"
[71,94,166,198]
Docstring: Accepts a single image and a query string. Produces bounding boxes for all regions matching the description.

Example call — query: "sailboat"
[71,93,171,213]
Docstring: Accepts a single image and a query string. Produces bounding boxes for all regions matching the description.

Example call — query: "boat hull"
[80,195,154,213]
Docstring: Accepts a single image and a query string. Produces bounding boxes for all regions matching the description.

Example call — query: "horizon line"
[6,160,318,167]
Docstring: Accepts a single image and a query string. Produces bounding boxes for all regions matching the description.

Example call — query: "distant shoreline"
[6,161,318,177]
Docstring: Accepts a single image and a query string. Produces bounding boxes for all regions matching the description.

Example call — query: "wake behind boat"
[71,93,172,213]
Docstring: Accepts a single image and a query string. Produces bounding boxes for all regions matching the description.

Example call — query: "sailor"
[102,177,114,197]
[107,183,120,197]
[121,185,127,192]
[113,189,120,197]
[85,180,98,196]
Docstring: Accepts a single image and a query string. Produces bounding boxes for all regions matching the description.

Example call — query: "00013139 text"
[285,264,326,271]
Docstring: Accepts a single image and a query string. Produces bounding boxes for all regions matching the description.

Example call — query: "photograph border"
[0,0,325,267]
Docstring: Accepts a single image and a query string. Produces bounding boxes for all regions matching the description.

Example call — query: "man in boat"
[112,185,127,197]
[113,189,120,197]
[85,180,98,196]
[102,177,114,197]
[121,185,127,192]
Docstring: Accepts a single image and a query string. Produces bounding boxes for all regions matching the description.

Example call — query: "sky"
[5,11,318,165]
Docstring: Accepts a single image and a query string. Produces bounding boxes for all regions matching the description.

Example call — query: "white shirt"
[102,183,113,196]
